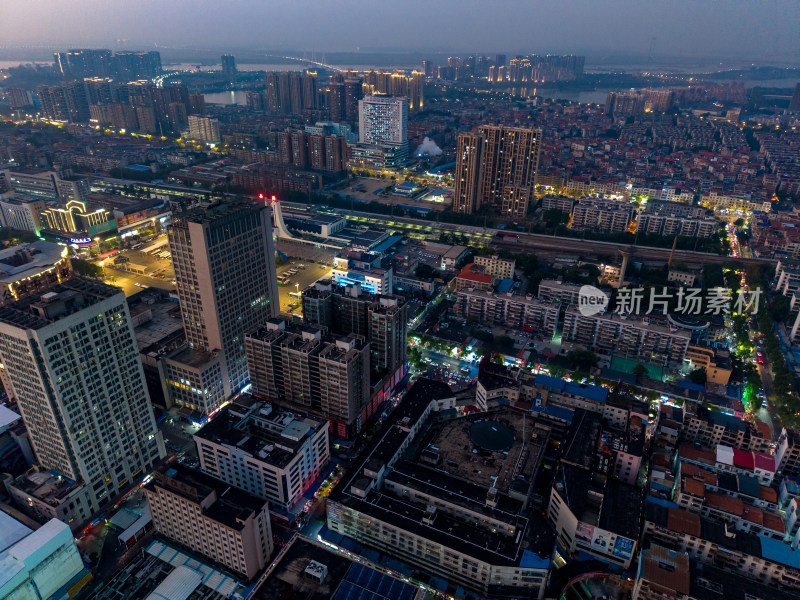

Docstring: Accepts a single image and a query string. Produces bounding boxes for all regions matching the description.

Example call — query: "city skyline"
[0,0,797,63]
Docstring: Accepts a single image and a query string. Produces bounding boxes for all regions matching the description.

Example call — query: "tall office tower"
[409,70,425,110]
[165,199,278,414]
[302,70,318,109]
[264,71,280,112]
[0,279,166,521]
[359,95,408,145]
[344,76,363,124]
[245,320,370,437]
[453,132,485,214]
[188,115,220,143]
[422,60,434,77]
[447,56,460,70]
[453,125,541,216]
[221,53,237,78]
[495,54,507,69]
[791,83,800,112]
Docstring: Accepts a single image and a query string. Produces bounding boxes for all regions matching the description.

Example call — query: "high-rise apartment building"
[0,279,166,524]
[164,199,278,414]
[144,463,273,580]
[187,115,220,143]
[301,281,407,376]
[453,125,541,216]
[38,81,90,122]
[221,53,237,78]
[245,319,370,437]
[264,71,318,114]
[54,49,112,78]
[453,132,484,214]
[358,95,408,145]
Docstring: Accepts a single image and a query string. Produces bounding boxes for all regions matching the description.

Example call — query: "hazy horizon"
[1,0,797,65]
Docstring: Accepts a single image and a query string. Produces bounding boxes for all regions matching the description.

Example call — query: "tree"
[769,295,791,323]
[688,367,708,385]
[734,218,745,228]
[566,349,598,371]
[632,363,649,380]
[70,258,104,279]
[543,208,569,227]
[495,335,514,350]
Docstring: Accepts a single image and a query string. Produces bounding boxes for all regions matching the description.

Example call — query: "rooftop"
[145,463,267,532]
[0,278,121,330]
[194,396,327,469]
[639,544,691,596]
[257,537,419,600]
[0,241,67,285]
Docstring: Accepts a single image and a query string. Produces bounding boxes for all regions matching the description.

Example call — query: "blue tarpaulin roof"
[497,279,514,293]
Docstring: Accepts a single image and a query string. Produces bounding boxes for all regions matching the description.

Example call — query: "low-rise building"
[0,509,91,600]
[474,255,516,280]
[452,288,559,336]
[644,502,800,594]
[194,394,329,516]
[143,463,273,580]
[327,379,552,599]
[562,305,691,369]
[570,197,634,233]
[454,263,494,291]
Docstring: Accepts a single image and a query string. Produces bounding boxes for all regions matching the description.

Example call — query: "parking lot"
[95,235,176,297]
[276,260,332,315]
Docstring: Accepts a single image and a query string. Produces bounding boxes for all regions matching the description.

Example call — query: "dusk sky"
[1,0,797,62]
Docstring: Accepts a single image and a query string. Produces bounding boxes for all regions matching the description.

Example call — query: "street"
[757,361,784,439]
